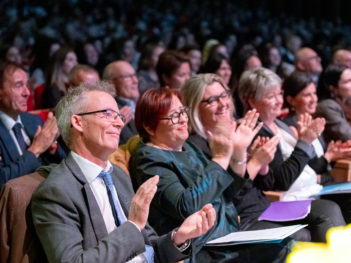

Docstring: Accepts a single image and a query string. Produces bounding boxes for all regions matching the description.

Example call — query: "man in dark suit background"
[103,60,139,144]
[31,82,216,263]
[0,62,65,188]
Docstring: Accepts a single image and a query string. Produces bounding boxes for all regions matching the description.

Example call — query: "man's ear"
[71,115,84,132]
[295,61,306,71]
[143,125,155,137]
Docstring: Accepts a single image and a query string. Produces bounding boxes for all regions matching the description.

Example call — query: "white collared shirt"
[71,151,128,233]
[71,152,146,263]
[0,111,31,155]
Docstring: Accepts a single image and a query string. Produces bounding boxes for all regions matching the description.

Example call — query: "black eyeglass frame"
[159,107,190,124]
[201,90,231,105]
[76,109,126,123]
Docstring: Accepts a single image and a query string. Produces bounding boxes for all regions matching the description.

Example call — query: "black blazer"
[254,119,316,191]
[282,113,333,185]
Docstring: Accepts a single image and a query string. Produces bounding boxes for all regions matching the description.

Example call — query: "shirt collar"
[71,151,113,184]
[0,111,23,130]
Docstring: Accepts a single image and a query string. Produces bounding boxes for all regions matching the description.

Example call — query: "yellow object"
[287,224,351,263]
[109,135,141,175]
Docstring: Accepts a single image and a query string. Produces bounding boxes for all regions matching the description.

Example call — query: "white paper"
[206,224,307,246]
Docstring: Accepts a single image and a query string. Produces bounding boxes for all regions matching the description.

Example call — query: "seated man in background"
[69,64,100,88]
[332,49,351,68]
[31,82,216,263]
[294,47,323,82]
[0,62,66,188]
[103,61,139,144]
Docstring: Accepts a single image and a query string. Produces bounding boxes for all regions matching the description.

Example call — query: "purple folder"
[258,200,312,222]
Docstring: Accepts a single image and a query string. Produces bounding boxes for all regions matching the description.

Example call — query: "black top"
[282,112,334,185]
[187,133,270,229]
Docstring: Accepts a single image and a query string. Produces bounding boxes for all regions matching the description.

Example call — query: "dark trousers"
[322,193,351,224]
[193,238,293,263]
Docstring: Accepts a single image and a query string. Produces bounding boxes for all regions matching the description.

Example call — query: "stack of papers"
[205,224,307,246]
[311,182,351,197]
[258,200,312,222]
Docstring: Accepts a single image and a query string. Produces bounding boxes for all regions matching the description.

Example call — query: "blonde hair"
[182,73,234,138]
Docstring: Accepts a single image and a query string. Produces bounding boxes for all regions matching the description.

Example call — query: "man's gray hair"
[102,62,115,80]
[238,67,281,113]
[68,64,98,87]
[55,81,115,146]
[182,73,234,138]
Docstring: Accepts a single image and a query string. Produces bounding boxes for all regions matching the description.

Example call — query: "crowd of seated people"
[2,1,351,262]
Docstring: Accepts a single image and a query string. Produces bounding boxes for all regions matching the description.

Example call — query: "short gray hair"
[55,81,115,146]
[102,62,115,80]
[182,73,234,138]
[68,64,98,87]
[238,67,281,113]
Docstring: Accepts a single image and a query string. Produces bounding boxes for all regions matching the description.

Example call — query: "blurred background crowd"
[1,0,351,109]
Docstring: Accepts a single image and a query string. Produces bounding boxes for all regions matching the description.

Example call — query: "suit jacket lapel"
[110,167,152,244]
[111,169,131,217]
[21,113,39,140]
[0,120,20,161]
[64,154,108,240]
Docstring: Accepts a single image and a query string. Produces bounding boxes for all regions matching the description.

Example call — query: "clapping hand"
[297,113,325,144]
[172,204,216,246]
[325,140,351,162]
[28,112,60,157]
[247,136,280,178]
[128,175,159,230]
[234,109,263,152]
[120,106,133,124]
[208,118,236,169]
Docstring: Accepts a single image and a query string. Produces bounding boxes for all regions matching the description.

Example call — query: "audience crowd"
[2,1,351,262]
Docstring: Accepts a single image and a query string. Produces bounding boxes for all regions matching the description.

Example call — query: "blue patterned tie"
[98,169,123,226]
[12,123,27,153]
[98,169,154,262]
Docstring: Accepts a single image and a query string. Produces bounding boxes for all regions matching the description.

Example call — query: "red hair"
[135,87,182,141]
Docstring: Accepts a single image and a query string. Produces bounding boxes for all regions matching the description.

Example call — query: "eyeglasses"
[160,107,190,124]
[304,55,321,62]
[77,109,126,123]
[201,90,231,105]
[116,73,137,80]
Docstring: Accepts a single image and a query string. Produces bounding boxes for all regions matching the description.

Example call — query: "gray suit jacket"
[31,153,186,263]
[316,99,351,143]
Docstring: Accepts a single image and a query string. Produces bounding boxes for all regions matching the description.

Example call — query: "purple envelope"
[258,200,312,222]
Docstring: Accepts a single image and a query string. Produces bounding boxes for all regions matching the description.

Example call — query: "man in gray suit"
[31,82,216,263]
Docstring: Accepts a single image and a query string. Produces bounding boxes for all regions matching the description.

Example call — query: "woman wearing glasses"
[129,87,292,263]
[184,74,281,228]
[182,73,343,242]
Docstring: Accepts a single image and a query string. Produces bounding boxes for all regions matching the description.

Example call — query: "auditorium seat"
[0,168,52,263]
